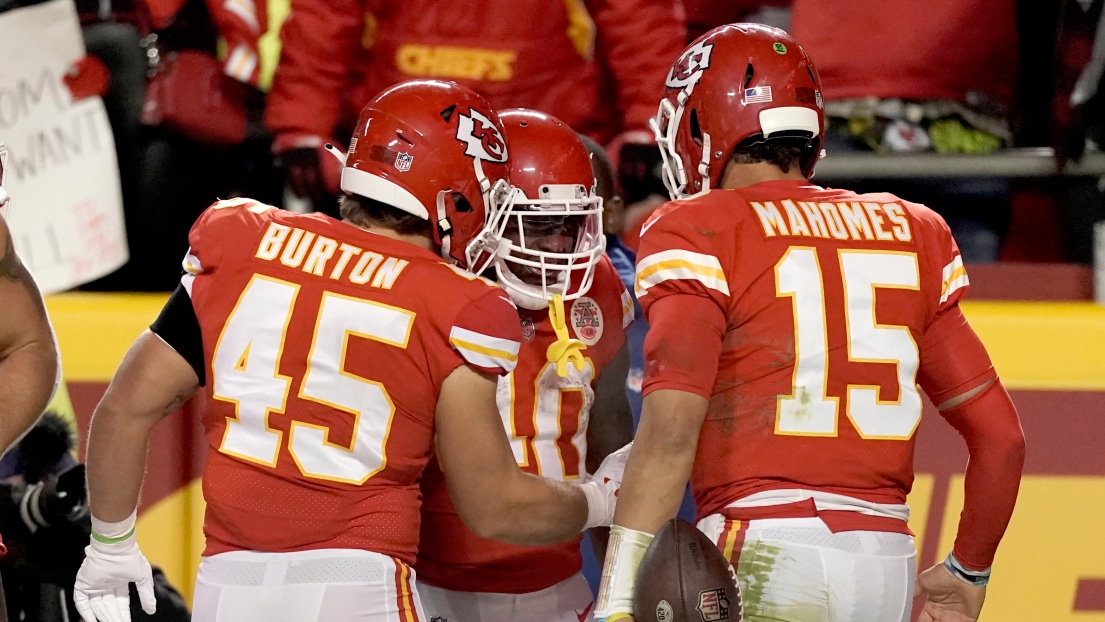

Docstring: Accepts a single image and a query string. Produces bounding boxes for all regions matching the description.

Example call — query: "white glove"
[579,442,633,529]
[593,441,633,495]
[74,511,157,622]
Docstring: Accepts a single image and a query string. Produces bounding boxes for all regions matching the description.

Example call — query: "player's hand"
[580,442,633,529]
[74,521,157,622]
[914,562,986,622]
[274,133,343,203]
[593,441,633,498]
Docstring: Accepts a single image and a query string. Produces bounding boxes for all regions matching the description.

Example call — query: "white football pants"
[192,549,426,622]
[418,572,596,622]
[697,515,916,622]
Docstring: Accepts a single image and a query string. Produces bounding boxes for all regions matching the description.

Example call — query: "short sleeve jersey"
[183,199,521,563]
[416,258,632,594]
[634,181,968,517]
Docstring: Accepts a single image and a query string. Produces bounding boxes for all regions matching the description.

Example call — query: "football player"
[416,109,634,622]
[0,143,62,622]
[596,25,1025,622]
[72,82,621,622]
[0,144,59,457]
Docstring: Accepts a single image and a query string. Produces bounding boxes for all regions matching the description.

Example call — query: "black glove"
[616,141,667,205]
[278,145,327,203]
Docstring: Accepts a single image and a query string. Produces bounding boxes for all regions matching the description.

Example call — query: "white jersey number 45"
[212,275,412,484]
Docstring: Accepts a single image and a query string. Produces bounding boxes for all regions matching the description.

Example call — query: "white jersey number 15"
[774,248,922,440]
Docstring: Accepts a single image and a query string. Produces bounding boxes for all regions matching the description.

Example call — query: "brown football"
[632,518,742,622]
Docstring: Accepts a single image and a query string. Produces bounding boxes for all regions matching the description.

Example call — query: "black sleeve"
[150,284,206,386]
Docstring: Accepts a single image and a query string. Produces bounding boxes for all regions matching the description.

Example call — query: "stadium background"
[6,0,1105,619]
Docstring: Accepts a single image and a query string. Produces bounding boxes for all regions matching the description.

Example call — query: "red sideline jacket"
[791,0,1017,106]
[141,0,267,85]
[266,0,685,145]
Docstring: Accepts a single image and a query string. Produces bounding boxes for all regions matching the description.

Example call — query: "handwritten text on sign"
[0,0,127,293]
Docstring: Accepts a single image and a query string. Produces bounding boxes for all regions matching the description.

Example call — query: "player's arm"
[436,363,616,545]
[914,304,1025,622]
[75,288,203,622]
[596,293,725,621]
[0,215,59,454]
[587,341,634,557]
[88,286,204,522]
[612,293,723,531]
[86,331,199,521]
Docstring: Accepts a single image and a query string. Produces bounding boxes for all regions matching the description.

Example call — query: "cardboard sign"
[0,0,127,293]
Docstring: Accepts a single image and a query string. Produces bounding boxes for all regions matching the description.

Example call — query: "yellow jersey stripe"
[721,520,741,562]
[449,337,519,363]
[636,258,726,284]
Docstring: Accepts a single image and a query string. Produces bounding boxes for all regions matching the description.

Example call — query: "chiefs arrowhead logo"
[456,108,508,163]
[666,40,714,89]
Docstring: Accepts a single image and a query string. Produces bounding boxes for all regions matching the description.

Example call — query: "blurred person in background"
[1045,0,1105,264]
[0,145,62,621]
[76,0,283,291]
[790,0,1019,263]
[265,0,685,215]
[0,412,88,622]
[684,0,790,39]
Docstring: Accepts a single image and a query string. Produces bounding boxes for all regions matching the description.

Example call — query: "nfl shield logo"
[520,316,536,341]
[395,152,413,172]
[696,587,731,621]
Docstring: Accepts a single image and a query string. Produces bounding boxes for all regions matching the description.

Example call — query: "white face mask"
[474,183,605,310]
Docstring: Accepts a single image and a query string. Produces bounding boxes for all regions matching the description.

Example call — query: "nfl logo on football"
[696,587,731,622]
[395,152,414,172]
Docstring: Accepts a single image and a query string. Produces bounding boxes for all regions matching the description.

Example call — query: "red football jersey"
[416,258,632,593]
[183,199,522,563]
[635,180,969,518]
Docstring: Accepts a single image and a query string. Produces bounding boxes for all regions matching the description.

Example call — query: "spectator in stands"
[1048,0,1105,263]
[266,0,685,213]
[78,0,282,291]
[684,0,789,39]
[791,0,1019,262]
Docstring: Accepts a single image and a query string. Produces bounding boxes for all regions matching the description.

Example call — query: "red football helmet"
[333,80,511,269]
[469,109,604,310]
[652,24,825,199]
